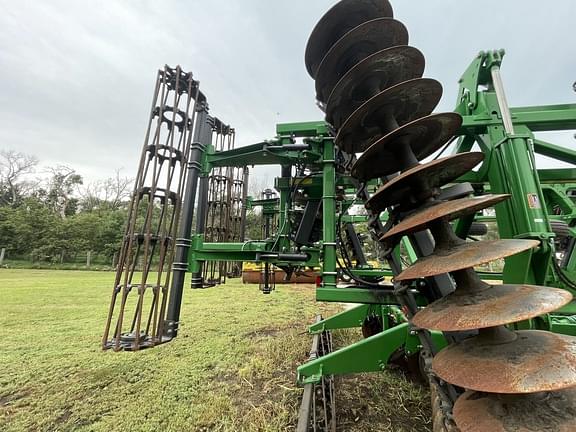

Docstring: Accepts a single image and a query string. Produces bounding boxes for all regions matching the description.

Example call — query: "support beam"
[308,305,372,333]
[297,323,409,384]
[534,139,576,165]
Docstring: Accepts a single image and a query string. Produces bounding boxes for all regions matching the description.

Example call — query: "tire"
[468,222,488,237]
[361,315,383,338]
[550,220,571,239]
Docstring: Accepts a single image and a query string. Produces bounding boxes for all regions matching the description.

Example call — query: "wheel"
[467,222,488,237]
[550,220,571,239]
[361,315,383,338]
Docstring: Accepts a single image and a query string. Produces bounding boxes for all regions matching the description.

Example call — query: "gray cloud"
[0,0,574,185]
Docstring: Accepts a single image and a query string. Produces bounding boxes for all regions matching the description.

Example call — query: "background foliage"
[0,150,264,268]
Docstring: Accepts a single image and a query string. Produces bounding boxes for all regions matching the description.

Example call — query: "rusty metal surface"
[334,78,442,148]
[364,153,484,210]
[305,0,393,78]
[102,66,201,351]
[315,18,408,107]
[350,113,463,178]
[413,284,572,331]
[242,270,317,284]
[381,194,509,241]
[433,330,576,393]
[396,239,540,281]
[454,389,576,432]
[325,45,425,122]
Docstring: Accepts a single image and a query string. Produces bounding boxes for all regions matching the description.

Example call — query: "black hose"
[553,257,576,291]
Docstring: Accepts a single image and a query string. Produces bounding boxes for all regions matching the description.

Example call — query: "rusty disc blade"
[413,284,572,331]
[323,45,425,110]
[366,153,485,212]
[454,389,576,432]
[351,114,464,180]
[334,78,442,147]
[396,239,540,281]
[381,194,509,241]
[315,18,408,108]
[433,330,576,393]
[305,0,393,78]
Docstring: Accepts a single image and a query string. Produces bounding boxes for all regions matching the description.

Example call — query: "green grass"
[0,270,430,431]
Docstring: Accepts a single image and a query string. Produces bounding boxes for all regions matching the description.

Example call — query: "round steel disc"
[454,389,576,432]
[315,18,408,108]
[322,45,424,107]
[380,194,509,241]
[412,284,572,331]
[433,330,576,393]
[305,0,393,78]
[334,78,442,147]
[396,239,540,281]
[366,153,485,211]
[350,113,464,180]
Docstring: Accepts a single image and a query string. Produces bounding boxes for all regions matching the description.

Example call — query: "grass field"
[0,269,430,432]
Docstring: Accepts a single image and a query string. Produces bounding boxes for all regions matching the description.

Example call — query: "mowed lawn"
[0,270,430,432]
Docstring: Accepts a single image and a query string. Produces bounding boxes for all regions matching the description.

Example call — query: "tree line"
[0,150,266,268]
[0,150,131,265]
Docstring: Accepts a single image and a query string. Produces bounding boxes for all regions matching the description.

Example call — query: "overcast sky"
[1,0,574,187]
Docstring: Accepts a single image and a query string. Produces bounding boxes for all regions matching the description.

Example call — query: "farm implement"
[102,1,576,430]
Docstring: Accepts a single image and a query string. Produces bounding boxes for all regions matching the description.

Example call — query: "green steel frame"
[296,51,576,383]
[182,51,576,384]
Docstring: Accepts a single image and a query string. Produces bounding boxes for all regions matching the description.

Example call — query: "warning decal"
[527,193,541,209]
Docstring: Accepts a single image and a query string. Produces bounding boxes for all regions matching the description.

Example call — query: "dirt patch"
[243,327,281,338]
[337,372,431,432]
[0,388,32,407]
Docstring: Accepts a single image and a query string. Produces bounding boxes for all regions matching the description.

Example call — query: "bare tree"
[0,150,38,206]
[103,169,133,209]
[80,169,133,211]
